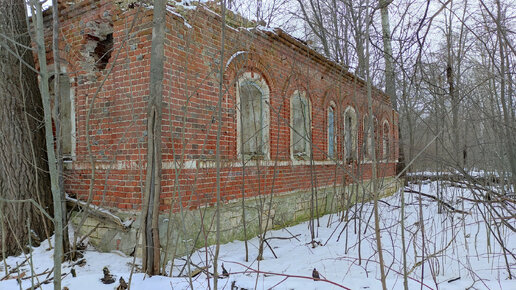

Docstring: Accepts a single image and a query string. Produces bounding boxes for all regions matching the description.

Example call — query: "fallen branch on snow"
[223,260,352,289]
[404,188,470,215]
[66,196,130,231]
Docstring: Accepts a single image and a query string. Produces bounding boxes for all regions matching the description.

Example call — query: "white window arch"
[291,91,311,159]
[236,72,270,159]
[343,106,357,162]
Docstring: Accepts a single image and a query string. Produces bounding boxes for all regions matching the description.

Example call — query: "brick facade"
[46,1,399,213]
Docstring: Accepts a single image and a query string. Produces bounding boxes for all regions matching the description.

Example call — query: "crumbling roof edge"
[252,27,391,106]
[148,2,393,107]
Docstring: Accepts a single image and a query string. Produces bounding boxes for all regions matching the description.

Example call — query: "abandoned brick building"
[44,0,400,253]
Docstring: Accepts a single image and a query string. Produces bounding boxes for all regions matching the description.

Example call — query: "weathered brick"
[41,1,399,213]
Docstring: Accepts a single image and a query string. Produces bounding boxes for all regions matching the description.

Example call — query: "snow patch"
[256,25,276,33]
[225,50,247,70]
[2,181,514,290]
[166,6,193,29]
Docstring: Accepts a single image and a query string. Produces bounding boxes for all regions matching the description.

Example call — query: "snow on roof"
[166,5,193,29]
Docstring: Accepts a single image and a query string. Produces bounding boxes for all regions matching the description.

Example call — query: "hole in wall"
[91,33,113,70]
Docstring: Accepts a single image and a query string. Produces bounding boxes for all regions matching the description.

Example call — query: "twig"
[407,235,456,276]
[378,199,398,208]
[283,228,301,242]
[223,260,351,289]
[263,239,278,259]
[66,197,128,231]
[264,234,301,242]
[77,222,101,245]
[268,275,289,289]
[404,188,469,214]
[178,258,212,278]
[447,277,460,283]
[0,257,30,281]
[335,255,434,290]
[68,258,87,268]
[26,270,68,290]
[21,268,51,280]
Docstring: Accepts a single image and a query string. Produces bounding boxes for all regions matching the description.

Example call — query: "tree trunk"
[0,0,53,256]
[32,0,66,287]
[495,0,516,192]
[141,0,166,276]
[365,1,387,289]
[50,0,70,260]
[379,0,406,176]
[379,0,396,106]
[213,0,227,287]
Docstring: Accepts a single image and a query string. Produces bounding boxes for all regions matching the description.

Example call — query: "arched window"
[237,72,270,159]
[49,73,75,160]
[291,91,311,159]
[343,106,357,162]
[327,104,336,159]
[373,116,379,159]
[363,114,380,160]
[382,120,390,161]
[363,115,373,160]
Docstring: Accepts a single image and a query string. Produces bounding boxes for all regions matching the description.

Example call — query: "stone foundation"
[71,177,402,258]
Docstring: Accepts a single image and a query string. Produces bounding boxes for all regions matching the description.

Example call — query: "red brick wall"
[50,1,399,211]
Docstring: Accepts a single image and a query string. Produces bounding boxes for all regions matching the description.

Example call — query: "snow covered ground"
[1,180,515,289]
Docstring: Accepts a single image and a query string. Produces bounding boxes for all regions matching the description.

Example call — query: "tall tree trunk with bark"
[141,0,166,276]
[0,0,53,256]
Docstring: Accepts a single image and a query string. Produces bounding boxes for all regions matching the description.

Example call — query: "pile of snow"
[1,180,514,289]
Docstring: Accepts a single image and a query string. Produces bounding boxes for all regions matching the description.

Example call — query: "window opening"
[239,81,265,157]
[292,93,310,159]
[383,121,390,160]
[328,106,335,158]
